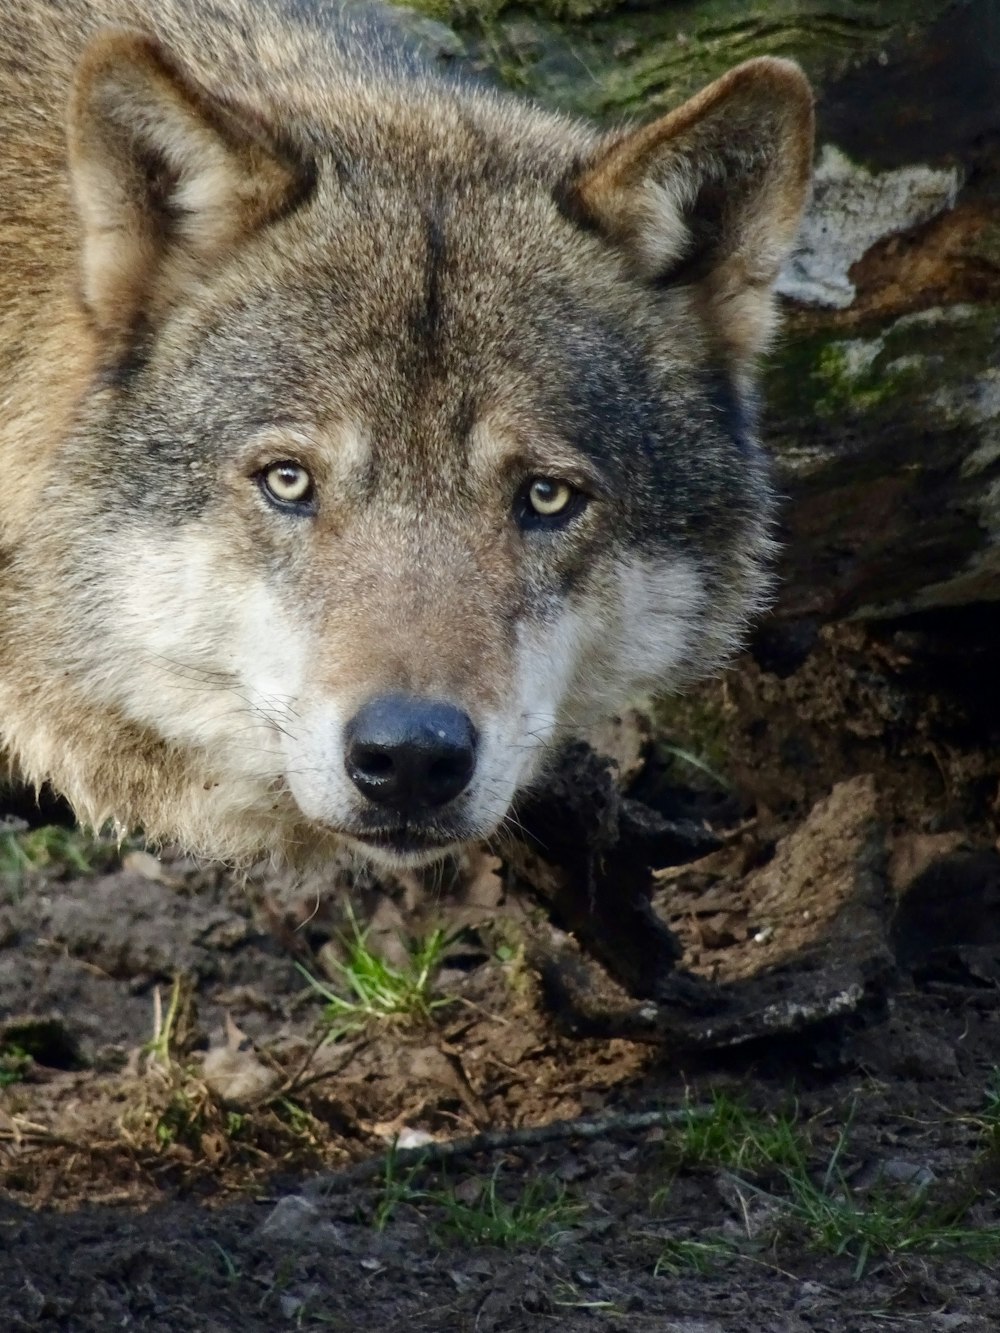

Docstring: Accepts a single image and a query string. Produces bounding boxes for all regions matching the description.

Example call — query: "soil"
[3,620,1000,1332]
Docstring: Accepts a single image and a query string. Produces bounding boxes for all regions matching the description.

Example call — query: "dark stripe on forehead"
[424,201,445,349]
[406,194,447,363]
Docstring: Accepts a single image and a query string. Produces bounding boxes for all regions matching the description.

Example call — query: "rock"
[395,1127,436,1150]
[201,1015,279,1108]
[257,1195,344,1246]
[777,147,961,309]
[879,1158,936,1191]
[121,850,183,888]
[853,1013,961,1080]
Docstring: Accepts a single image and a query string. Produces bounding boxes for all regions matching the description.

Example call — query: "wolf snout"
[343,694,478,812]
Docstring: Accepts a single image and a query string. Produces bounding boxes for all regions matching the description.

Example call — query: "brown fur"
[0,1,813,867]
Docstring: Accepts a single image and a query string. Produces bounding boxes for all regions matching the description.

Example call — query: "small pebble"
[395,1127,435,1150]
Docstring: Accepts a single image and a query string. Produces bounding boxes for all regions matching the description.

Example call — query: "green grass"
[776,1156,1000,1279]
[137,978,319,1158]
[299,908,456,1034]
[656,1094,1000,1280]
[431,1168,580,1248]
[371,1148,424,1231]
[143,975,189,1070]
[153,1087,209,1150]
[655,1236,742,1276]
[663,1092,805,1175]
[373,1154,580,1248]
[0,822,116,889]
[658,742,730,790]
[0,1043,31,1087]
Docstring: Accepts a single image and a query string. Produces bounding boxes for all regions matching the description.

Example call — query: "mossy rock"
[761,305,1000,618]
[766,304,1000,445]
[400,0,955,121]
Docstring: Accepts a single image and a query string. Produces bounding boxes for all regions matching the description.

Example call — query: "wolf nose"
[344,694,477,811]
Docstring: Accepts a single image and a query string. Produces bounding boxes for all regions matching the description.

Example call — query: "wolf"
[0,0,813,871]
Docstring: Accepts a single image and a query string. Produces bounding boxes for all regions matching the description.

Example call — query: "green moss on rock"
[647,690,732,779]
[397,0,954,121]
[765,304,1000,429]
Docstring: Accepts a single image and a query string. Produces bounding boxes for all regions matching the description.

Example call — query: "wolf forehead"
[107,132,758,551]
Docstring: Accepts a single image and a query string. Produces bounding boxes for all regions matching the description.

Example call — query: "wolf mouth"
[348,824,459,857]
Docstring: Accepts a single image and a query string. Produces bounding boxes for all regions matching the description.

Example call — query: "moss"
[808,337,919,418]
[398,1,954,120]
[648,687,731,778]
[405,0,633,22]
[765,304,1000,427]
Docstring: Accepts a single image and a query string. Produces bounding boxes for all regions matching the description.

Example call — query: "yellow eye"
[527,477,574,517]
[261,461,314,507]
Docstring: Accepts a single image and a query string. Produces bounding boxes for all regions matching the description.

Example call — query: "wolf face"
[3,13,813,867]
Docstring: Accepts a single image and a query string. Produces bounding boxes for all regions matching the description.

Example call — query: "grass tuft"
[777,1155,1000,1279]
[656,1094,1000,1280]
[0,822,116,889]
[0,1043,31,1087]
[664,1092,804,1175]
[655,1236,741,1276]
[299,908,455,1033]
[373,1153,580,1248]
[431,1168,580,1248]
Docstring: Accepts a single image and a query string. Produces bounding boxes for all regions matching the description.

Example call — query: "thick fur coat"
[0,0,813,867]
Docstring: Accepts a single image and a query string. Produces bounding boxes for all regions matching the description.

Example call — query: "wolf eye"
[259,461,314,511]
[515,476,584,530]
[528,478,573,516]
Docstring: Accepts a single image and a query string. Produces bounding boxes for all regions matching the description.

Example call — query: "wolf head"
[42,29,812,867]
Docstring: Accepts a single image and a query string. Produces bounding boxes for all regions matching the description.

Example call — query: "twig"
[264,1032,361,1105]
[0,1116,109,1152]
[305,1105,711,1196]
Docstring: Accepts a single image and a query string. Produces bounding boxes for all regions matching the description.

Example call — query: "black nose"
[344,694,477,812]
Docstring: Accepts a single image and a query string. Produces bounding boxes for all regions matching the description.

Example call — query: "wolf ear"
[572,58,813,366]
[68,32,312,344]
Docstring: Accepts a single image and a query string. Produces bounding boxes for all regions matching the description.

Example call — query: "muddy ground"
[2,616,1000,1332]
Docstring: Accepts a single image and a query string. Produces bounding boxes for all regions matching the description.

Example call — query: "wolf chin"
[0,0,813,870]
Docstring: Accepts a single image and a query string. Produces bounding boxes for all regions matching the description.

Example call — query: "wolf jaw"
[0,2,813,870]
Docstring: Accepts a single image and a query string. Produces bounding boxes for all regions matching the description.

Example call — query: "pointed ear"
[571,58,814,366]
[68,32,313,344]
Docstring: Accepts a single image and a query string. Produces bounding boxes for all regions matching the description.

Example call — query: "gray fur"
[0,0,813,866]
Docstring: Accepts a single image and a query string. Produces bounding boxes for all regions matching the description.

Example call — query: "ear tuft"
[573,58,814,365]
[68,31,312,344]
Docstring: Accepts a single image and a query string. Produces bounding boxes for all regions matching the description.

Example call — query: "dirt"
[3,620,1000,1332]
